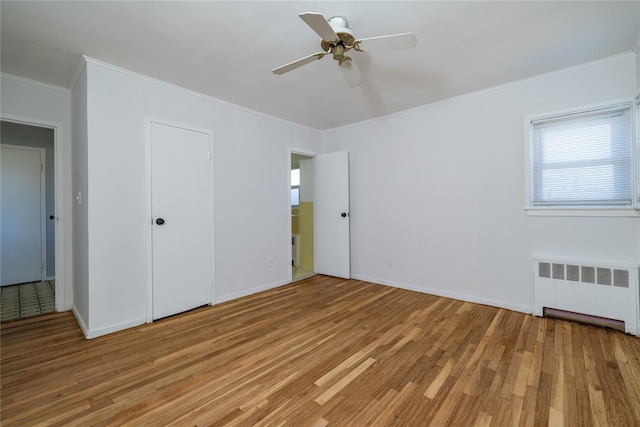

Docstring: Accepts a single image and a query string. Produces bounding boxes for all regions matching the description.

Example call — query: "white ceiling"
[2,1,639,130]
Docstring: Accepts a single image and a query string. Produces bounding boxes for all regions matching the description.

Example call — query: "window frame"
[524,98,639,217]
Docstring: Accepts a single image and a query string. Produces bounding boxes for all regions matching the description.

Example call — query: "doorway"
[290,152,315,282]
[0,121,56,321]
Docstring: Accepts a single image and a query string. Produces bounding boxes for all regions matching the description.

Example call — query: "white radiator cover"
[532,257,639,336]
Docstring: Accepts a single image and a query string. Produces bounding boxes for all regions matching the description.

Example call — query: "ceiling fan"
[272,12,417,87]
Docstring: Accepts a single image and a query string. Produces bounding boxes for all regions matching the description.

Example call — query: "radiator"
[532,257,639,336]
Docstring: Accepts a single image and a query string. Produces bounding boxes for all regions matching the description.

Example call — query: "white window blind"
[531,103,632,207]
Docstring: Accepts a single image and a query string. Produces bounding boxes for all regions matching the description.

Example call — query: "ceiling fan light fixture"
[320,16,355,52]
[327,16,353,37]
[332,44,345,61]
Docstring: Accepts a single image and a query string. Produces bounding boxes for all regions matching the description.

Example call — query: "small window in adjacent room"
[526,101,637,213]
[291,168,300,207]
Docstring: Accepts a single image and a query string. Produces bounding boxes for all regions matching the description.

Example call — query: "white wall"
[81,58,321,337]
[70,64,89,329]
[323,53,640,313]
[0,74,73,310]
[637,46,640,89]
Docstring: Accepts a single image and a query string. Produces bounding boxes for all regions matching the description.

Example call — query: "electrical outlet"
[267,256,274,267]
[387,261,393,269]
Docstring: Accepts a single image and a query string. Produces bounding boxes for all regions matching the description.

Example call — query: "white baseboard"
[72,306,145,339]
[71,279,289,338]
[351,274,531,314]
[216,279,290,304]
[70,275,529,338]
[85,317,146,339]
[71,305,89,337]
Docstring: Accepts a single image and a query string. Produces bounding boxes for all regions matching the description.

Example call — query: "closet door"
[314,151,350,279]
[150,122,213,320]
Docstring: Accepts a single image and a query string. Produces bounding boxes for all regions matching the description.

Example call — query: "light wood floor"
[2,276,640,426]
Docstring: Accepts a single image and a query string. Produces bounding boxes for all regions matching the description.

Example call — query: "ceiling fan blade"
[338,59,363,88]
[356,33,417,51]
[272,52,327,75]
[299,12,339,41]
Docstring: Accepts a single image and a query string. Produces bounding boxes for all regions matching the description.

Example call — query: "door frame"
[0,115,66,311]
[288,148,317,283]
[144,117,215,323]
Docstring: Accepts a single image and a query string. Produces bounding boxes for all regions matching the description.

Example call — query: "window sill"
[524,207,640,217]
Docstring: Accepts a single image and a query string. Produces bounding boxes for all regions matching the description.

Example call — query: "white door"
[1,145,45,286]
[314,151,350,278]
[150,122,213,320]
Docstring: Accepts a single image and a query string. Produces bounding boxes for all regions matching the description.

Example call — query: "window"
[527,102,636,211]
[291,168,300,207]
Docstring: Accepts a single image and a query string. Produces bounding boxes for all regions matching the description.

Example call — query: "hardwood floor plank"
[2,276,639,426]
[315,357,377,405]
[475,411,492,427]
[499,351,523,400]
[550,357,564,413]
[488,396,511,427]
[589,329,639,427]
[534,372,553,427]
[424,358,454,399]
[513,350,534,398]
[519,385,539,427]
[508,395,525,427]
[366,381,417,426]
[313,331,392,387]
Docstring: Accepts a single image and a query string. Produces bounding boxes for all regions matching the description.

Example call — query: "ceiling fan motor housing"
[320,16,356,53]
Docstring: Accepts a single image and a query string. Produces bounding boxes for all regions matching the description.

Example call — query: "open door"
[1,144,46,285]
[314,151,350,278]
